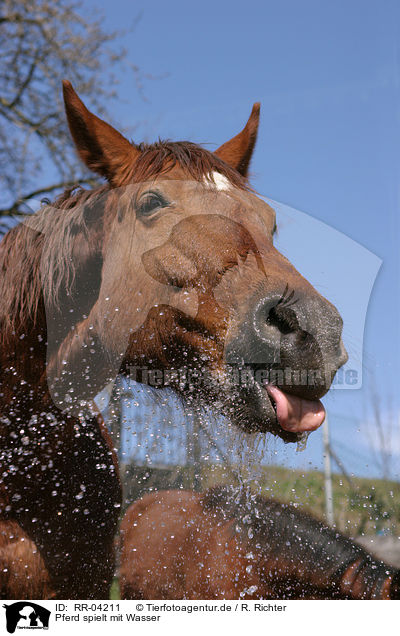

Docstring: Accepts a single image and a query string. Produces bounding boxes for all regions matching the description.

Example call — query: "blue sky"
[83,0,400,479]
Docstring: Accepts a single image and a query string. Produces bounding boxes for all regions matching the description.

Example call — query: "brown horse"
[119,487,400,600]
[0,521,53,599]
[0,81,347,598]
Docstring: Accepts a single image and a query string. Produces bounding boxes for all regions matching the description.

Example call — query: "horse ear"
[62,80,139,184]
[214,103,260,177]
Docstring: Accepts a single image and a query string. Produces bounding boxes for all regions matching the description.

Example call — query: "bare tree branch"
[0,178,98,217]
[0,0,149,217]
[363,372,396,480]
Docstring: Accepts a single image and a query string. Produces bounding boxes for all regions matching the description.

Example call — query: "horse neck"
[247,498,395,599]
[0,317,98,500]
[0,311,57,411]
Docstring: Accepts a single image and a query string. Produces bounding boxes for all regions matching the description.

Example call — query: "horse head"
[43,81,347,443]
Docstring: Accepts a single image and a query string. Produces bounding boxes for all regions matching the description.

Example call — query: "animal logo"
[3,602,50,633]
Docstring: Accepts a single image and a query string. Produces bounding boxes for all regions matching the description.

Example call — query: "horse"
[119,487,400,600]
[0,80,348,598]
[0,521,53,599]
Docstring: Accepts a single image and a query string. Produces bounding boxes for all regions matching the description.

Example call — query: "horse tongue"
[266,385,326,433]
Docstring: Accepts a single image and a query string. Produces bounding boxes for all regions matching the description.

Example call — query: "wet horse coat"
[0,82,347,598]
[119,488,400,600]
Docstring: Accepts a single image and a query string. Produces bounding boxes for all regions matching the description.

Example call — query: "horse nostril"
[266,305,299,335]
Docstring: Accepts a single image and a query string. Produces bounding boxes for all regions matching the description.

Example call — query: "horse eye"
[137,192,168,217]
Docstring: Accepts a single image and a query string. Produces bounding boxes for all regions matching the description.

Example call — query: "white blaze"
[204,171,231,191]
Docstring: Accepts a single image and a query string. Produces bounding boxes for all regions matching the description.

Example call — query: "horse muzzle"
[223,288,348,441]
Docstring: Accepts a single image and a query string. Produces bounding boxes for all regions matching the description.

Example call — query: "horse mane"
[0,141,248,334]
[201,485,384,593]
[0,185,108,335]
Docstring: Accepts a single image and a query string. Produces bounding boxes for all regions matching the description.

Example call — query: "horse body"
[119,488,400,600]
[0,521,53,599]
[0,196,122,598]
[0,328,121,598]
[0,81,347,598]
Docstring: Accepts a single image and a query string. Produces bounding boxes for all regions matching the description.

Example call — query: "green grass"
[110,577,120,600]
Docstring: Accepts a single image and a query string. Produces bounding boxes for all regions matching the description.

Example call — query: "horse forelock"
[129,141,250,189]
